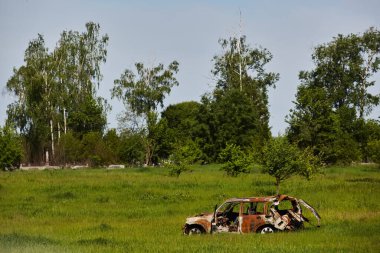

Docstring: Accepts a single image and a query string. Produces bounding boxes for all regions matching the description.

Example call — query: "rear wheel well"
[256,224,276,233]
[185,224,206,234]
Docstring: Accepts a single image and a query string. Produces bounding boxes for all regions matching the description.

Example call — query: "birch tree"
[112,61,179,165]
[6,22,108,165]
[6,35,55,163]
[54,22,109,136]
[200,35,279,158]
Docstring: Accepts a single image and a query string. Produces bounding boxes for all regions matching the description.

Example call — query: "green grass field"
[0,165,379,252]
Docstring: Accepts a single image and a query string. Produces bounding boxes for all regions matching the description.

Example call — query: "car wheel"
[259,226,275,234]
[188,226,204,235]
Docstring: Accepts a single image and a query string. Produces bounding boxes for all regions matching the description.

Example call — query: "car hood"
[186,212,213,223]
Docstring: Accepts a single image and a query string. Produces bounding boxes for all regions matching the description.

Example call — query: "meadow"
[0,164,379,252]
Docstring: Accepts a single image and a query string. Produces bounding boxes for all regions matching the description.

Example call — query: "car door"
[298,199,321,226]
[239,201,266,233]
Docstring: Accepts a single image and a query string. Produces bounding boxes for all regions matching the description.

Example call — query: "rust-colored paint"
[196,219,212,232]
[249,214,266,232]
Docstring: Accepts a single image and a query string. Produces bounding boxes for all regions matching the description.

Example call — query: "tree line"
[1,22,379,174]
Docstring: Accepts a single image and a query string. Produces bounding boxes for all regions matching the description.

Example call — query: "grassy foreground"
[0,164,379,252]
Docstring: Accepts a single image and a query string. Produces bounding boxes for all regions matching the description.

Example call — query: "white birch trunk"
[58,121,61,140]
[64,108,67,134]
[50,119,55,159]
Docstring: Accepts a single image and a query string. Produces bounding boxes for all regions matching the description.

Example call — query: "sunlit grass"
[0,165,379,252]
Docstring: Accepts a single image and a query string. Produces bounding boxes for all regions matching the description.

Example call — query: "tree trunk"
[58,122,61,140]
[63,108,67,134]
[144,139,152,166]
[275,178,281,195]
[50,119,54,162]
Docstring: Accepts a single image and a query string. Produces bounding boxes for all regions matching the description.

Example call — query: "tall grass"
[0,165,379,252]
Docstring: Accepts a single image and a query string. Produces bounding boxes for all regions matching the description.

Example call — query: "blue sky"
[1,0,379,135]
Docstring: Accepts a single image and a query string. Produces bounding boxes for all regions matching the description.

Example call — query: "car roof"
[224,196,276,203]
[224,195,297,203]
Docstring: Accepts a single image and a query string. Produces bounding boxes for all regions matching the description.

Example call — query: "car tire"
[258,225,276,234]
[187,226,205,235]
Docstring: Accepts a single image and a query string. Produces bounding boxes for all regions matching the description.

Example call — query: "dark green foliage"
[160,101,202,158]
[146,112,173,165]
[55,129,120,166]
[197,35,278,161]
[81,132,115,167]
[367,140,380,163]
[358,119,380,162]
[262,137,320,194]
[162,102,201,137]
[198,89,262,160]
[55,131,82,164]
[219,143,251,177]
[287,83,360,164]
[67,96,107,136]
[103,129,121,163]
[288,28,380,164]
[118,131,145,166]
[212,36,278,135]
[0,125,23,170]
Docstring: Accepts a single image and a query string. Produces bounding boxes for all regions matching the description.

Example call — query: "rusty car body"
[183,194,320,234]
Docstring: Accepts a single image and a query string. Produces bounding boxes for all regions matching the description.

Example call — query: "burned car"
[183,195,320,234]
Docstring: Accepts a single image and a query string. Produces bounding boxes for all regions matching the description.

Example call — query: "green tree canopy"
[287,28,380,164]
[161,101,201,142]
[112,61,179,165]
[212,35,279,129]
[219,143,251,177]
[6,22,108,165]
[158,101,202,159]
[198,35,279,161]
[262,137,319,194]
[112,61,179,116]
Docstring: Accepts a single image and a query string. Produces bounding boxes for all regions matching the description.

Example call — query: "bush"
[168,163,188,177]
[219,143,251,177]
[119,132,145,166]
[176,140,202,164]
[166,142,201,177]
[368,140,380,164]
[0,126,23,170]
[55,131,83,165]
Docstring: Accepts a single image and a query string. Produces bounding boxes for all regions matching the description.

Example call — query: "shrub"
[119,132,145,166]
[219,143,251,177]
[262,137,320,194]
[368,140,380,164]
[55,131,83,165]
[0,126,23,170]
[166,142,200,177]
